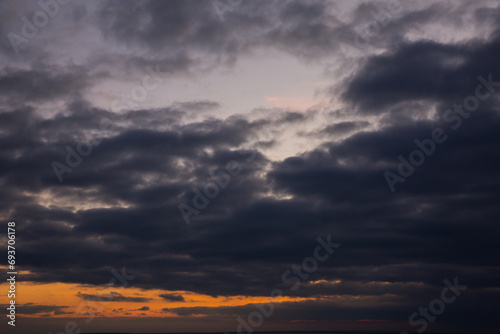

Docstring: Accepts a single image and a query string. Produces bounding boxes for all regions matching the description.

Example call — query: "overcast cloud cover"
[0,0,500,333]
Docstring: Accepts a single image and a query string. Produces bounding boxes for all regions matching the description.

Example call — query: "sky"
[1,0,500,333]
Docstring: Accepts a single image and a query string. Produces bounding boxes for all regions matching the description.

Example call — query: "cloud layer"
[1,0,500,333]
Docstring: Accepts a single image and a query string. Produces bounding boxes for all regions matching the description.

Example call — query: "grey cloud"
[76,291,151,303]
[0,67,91,106]
[319,121,370,136]
[159,293,185,302]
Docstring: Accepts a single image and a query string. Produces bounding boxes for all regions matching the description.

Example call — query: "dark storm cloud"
[1,1,500,331]
[0,67,92,105]
[1,98,273,294]
[95,0,259,69]
[159,293,185,302]
[98,0,215,50]
[319,121,370,136]
[269,0,344,58]
[76,291,151,303]
[3,85,500,330]
[135,306,150,311]
[162,297,414,320]
[94,0,355,65]
[342,36,500,112]
[161,287,499,330]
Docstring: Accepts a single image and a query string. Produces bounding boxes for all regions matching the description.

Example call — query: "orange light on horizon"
[0,281,312,319]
